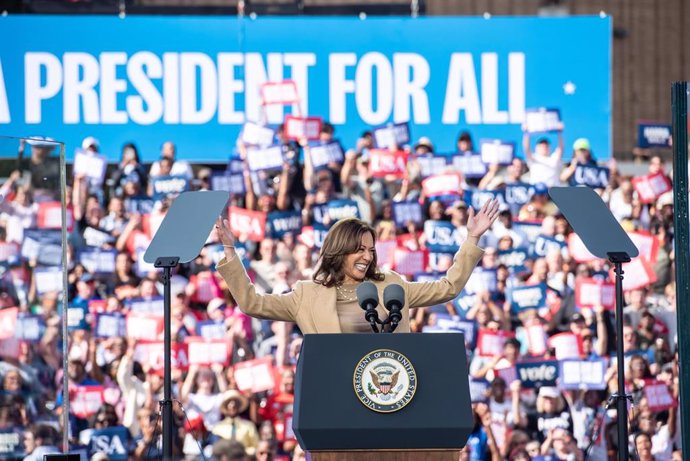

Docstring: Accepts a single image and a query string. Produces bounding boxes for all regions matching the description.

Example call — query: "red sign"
[234,357,276,394]
[631,173,672,204]
[575,278,615,310]
[37,202,74,231]
[126,312,163,341]
[643,380,676,412]
[228,206,267,242]
[392,248,427,276]
[567,233,599,263]
[261,80,300,105]
[284,115,322,141]
[548,332,582,360]
[421,173,462,197]
[525,322,547,356]
[0,308,18,340]
[476,329,515,357]
[610,256,657,292]
[71,385,105,419]
[0,337,20,359]
[627,231,659,265]
[186,337,230,366]
[134,341,189,372]
[374,240,397,269]
[368,149,408,178]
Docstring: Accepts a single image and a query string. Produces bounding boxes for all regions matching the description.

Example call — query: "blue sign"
[424,220,462,253]
[151,175,190,200]
[197,319,226,339]
[392,200,423,228]
[505,183,535,208]
[211,172,245,195]
[327,199,360,221]
[465,189,507,210]
[267,210,303,238]
[516,359,559,388]
[89,426,130,460]
[0,16,611,161]
[416,155,449,177]
[497,248,529,273]
[570,164,610,189]
[452,152,487,179]
[638,123,672,148]
[531,234,568,258]
[95,313,127,338]
[15,315,45,341]
[479,139,515,165]
[0,428,24,459]
[510,283,547,312]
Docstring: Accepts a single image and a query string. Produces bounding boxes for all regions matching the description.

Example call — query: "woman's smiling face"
[342,232,375,284]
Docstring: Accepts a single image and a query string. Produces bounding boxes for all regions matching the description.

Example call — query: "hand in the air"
[215,217,235,247]
[466,199,500,239]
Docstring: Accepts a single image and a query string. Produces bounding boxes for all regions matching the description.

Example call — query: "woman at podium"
[215,199,499,333]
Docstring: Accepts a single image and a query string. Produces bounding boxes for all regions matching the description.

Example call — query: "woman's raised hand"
[216,217,236,248]
[467,198,500,239]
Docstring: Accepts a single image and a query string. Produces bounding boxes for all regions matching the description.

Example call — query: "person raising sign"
[214,199,499,333]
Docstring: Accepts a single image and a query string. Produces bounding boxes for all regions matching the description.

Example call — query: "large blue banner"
[0,16,611,161]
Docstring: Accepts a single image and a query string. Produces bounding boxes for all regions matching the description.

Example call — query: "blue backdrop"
[0,15,611,162]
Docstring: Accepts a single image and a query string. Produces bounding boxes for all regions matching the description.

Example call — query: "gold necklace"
[335,284,358,302]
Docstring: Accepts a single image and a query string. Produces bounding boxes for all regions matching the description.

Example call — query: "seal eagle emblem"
[353,349,417,413]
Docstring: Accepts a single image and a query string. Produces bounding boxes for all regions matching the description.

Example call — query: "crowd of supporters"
[0,118,681,461]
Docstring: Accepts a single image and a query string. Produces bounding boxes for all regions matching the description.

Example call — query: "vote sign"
[515,359,559,388]
[479,139,514,165]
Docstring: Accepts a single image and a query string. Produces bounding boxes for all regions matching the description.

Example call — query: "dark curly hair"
[312,218,384,287]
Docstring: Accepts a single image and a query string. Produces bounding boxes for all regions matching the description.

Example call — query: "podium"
[293,333,473,461]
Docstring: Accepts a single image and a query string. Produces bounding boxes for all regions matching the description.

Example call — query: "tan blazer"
[216,242,484,334]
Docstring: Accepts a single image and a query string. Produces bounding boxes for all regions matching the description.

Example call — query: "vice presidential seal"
[353,349,417,413]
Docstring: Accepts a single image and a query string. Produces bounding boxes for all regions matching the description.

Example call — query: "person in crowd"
[212,390,259,456]
[523,125,564,188]
[213,200,499,333]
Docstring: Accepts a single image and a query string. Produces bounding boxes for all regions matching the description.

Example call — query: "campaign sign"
[452,290,476,318]
[525,322,548,355]
[531,234,567,259]
[241,121,275,146]
[83,226,116,248]
[627,231,659,264]
[33,267,63,294]
[298,223,329,249]
[452,152,487,179]
[124,197,154,215]
[373,122,411,149]
[548,332,582,360]
[570,164,609,189]
[88,426,129,460]
[392,248,426,276]
[14,315,44,342]
[67,306,90,331]
[643,380,676,413]
[73,149,108,187]
[567,233,599,263]
[463,267,497,295]
[479,139,514,165]
[229,206,267,242]
[284,115,322,141]
[512,220,542,242]
[558,359,607,390]
[575,278,615,310]
[95,313,126,338]
[21,229,62,266]
[422,173,463,197]
[327,199,360,221]
[79,249,117,275]
[234,357,276,394]
[368,149,408,178]
[0,242,19,264]
[516,359,559,388]
[134,341,189,371]
[638,122,672,148]
[432,313,475,344]
[126,312,163,340]
[524,108,562,134]
[466,189,507,211]
[309,141,344,169]
[211,172,245,195]
[246,145,284,172]
[0,428,24,459]
[424,220,462,253]
[510,283,547,312]
[37,202,74,231]
[392,200,423,228]
[127,297,164,315]
[151,175,189,200]
[497,248,529,273]
[469,379,490,403]
[476,329,515,357]
[505,183,535,208]
[186,337,230,365]
[71,385,105,419]
[416,155,448,178]
[613,256,657,292]
[631,172,672,204]
[261,79,299,105]
[197,320,226,340]
[267,211,302,238]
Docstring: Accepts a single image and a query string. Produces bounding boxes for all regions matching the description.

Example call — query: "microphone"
[383,284,405,333]
[356,282,381,333]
